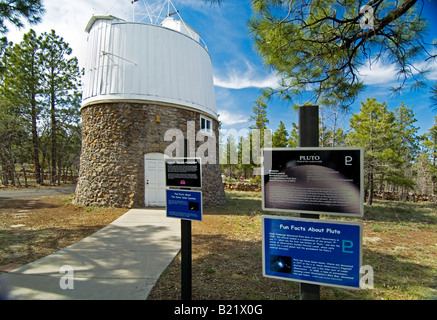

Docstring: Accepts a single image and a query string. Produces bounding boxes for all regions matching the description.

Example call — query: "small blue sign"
[262,215,362,289]
[166,189,202,221]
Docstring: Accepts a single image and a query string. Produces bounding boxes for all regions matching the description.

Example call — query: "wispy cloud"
[415,51,437,81]
[218,110,248,126]
[357,59,398,85]
[213,61,281,90]
[5,0,105,66]
[357,55,437,85]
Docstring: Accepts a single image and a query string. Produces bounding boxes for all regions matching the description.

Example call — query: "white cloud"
[4,1,135,68]
[357,59,398,85]
[214,71,280,90]
[414,54,437,81]
[428,63,437,80]
[218,110,248,126]
[357,55,437,85]
[213,61,281,90]
[6,1,102,67]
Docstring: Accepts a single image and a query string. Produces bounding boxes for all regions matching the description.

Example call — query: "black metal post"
[181,219,192,300]
[299,105,319,148]
[298,105,321,300]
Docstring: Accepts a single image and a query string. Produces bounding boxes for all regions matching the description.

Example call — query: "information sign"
[262,215,362,289]
[262,147,363,217]
[166,189,202,221]
[165,157,201,188]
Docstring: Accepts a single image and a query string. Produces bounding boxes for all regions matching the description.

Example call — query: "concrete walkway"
[0,209,180,300]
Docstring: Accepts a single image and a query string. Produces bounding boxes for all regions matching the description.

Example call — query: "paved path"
[0,186,76,200]
[0,209,180,300]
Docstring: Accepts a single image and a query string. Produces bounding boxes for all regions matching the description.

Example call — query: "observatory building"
[74,14,226,208]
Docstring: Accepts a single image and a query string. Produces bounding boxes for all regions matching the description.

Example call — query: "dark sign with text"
[262,148,363,217]
[165,157,202,189]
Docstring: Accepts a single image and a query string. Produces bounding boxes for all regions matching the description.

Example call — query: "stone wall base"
[73,102,226,208]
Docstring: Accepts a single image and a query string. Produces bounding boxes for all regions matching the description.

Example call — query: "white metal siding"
[82,17,217,119]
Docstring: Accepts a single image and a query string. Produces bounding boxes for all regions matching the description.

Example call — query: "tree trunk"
[31,96,41,184]
[50,77,57,186]
[367,168,374,206]
[51,102,57,185]
[22,167,28,188]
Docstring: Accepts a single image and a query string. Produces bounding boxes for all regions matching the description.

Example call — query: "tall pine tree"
[422,117,437,199]
[0,29,82,186]
[392,103,419,198]
[39,30,81,185]
[348,98,401,205]
[272,121,288,147]
[247,0,433,108]
[2,29,43,183]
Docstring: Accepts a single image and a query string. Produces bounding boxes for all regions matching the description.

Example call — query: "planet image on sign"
[270,255,292,274]
[180,180,186,185]
[189,201,199,211]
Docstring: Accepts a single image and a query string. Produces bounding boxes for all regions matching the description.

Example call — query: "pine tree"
[0,96,23,185]
[319,105,349,147]
[249,97,269,130]
[272,121,288,147]
[0,0,45,55]
[348,98,401,205]
[2,29,43,184]
[288,122,299,147]
[39,30,81,185]
[0,29,82,186]
[422,117,437,200]
[249,96,270,171]
[393,103,419,198]
[248,0,433,108]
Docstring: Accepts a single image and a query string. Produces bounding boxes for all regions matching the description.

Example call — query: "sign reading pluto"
[262,148,364,217]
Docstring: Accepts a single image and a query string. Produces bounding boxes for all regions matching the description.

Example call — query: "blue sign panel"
[262,215,362,289]
[166,189,202,221]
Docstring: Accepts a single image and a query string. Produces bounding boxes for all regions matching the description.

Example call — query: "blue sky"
[6,0,437,136]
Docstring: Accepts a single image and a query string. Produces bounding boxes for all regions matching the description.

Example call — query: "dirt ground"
[0,193,128,270]
[148,214,301,300]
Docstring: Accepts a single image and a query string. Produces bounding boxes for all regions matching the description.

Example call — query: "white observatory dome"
[82,15,217,119]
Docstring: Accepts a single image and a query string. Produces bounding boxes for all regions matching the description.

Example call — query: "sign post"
[299,105,320,300]
[165,157,202,301]
[181,219,192,300]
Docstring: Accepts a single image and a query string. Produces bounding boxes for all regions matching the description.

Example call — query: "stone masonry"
[73,102,226,208]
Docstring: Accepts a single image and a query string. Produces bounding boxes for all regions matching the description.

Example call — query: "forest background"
[0,0,436,207]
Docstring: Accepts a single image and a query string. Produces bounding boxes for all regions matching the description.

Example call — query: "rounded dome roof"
[82,15,217,119]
